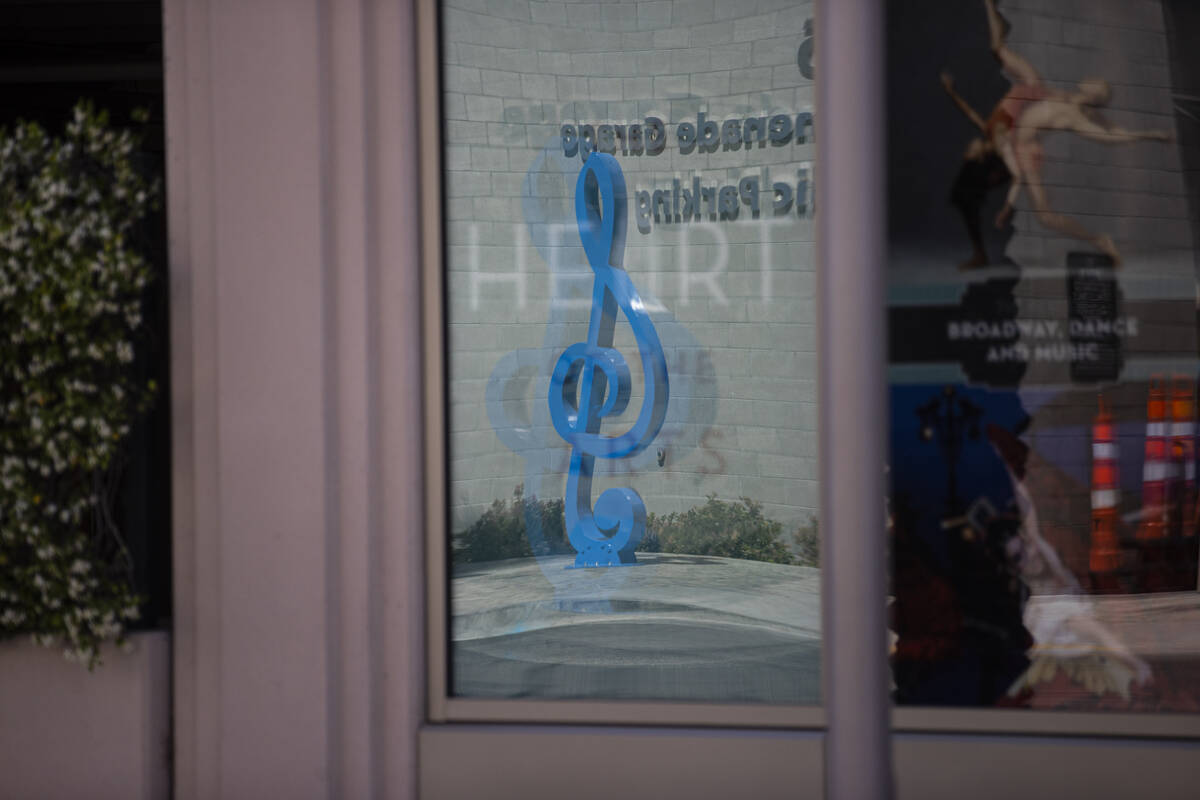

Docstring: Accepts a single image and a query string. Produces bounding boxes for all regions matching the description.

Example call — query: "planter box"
[0,630,169,800]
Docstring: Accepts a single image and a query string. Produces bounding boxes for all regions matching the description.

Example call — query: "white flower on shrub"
[0,103,158,668]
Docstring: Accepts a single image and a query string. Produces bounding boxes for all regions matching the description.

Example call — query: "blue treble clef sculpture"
[549,153,669,568]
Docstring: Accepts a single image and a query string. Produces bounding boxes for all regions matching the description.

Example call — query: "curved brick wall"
[442,0,819,534]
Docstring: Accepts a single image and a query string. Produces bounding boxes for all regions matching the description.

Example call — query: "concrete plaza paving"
[450,553,822,704]
[450,553,1200,707]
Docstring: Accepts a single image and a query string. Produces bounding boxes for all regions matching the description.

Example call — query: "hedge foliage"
[0,104,157,666]
[454,487,817,567]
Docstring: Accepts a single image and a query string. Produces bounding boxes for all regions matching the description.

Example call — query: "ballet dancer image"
[987,424,1153,703]
[942,0,1173,268]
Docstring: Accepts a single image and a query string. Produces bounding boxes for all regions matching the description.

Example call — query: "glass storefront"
[145,0,1200,796]
[441,0,821,703]
[887,0,1200,714]
[432,0,1200,734]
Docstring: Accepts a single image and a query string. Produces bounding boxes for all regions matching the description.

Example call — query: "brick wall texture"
[441,0,1200,574]
[442,0,818,535]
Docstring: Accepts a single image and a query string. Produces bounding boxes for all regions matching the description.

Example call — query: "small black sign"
[1066,252,1121,383]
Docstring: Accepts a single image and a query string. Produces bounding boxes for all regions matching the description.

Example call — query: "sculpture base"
[567,544,638,569]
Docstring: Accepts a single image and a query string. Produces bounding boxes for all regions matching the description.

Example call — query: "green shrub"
[641,495,796,565]
[0,104,158,667]
[453,485,570,563]
[793,515,819,567]
[454,488,809,567]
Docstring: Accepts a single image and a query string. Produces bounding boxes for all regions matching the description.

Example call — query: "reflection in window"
[442,0,820,703]
[888,0,1200,713]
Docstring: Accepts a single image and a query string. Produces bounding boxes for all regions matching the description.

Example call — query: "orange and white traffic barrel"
[1136,376,1169,542]
[1169,374,1197,539]
[1090,394,1122,591]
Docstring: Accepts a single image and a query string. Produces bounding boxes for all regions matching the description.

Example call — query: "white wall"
[165,0,424,797]
[0,633,169,800]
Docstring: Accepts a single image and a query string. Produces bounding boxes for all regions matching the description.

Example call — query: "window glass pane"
[888,0,1200,713]
[442,0,819,704]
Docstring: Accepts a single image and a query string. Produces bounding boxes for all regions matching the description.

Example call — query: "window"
[430,0,824,717]
[888,0,1200,725]
[417,0,1200,795]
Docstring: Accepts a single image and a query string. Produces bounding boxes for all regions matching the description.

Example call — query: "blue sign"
[548,153,669,567]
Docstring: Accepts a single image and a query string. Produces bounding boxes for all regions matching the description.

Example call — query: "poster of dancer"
[887,0,1200,712]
